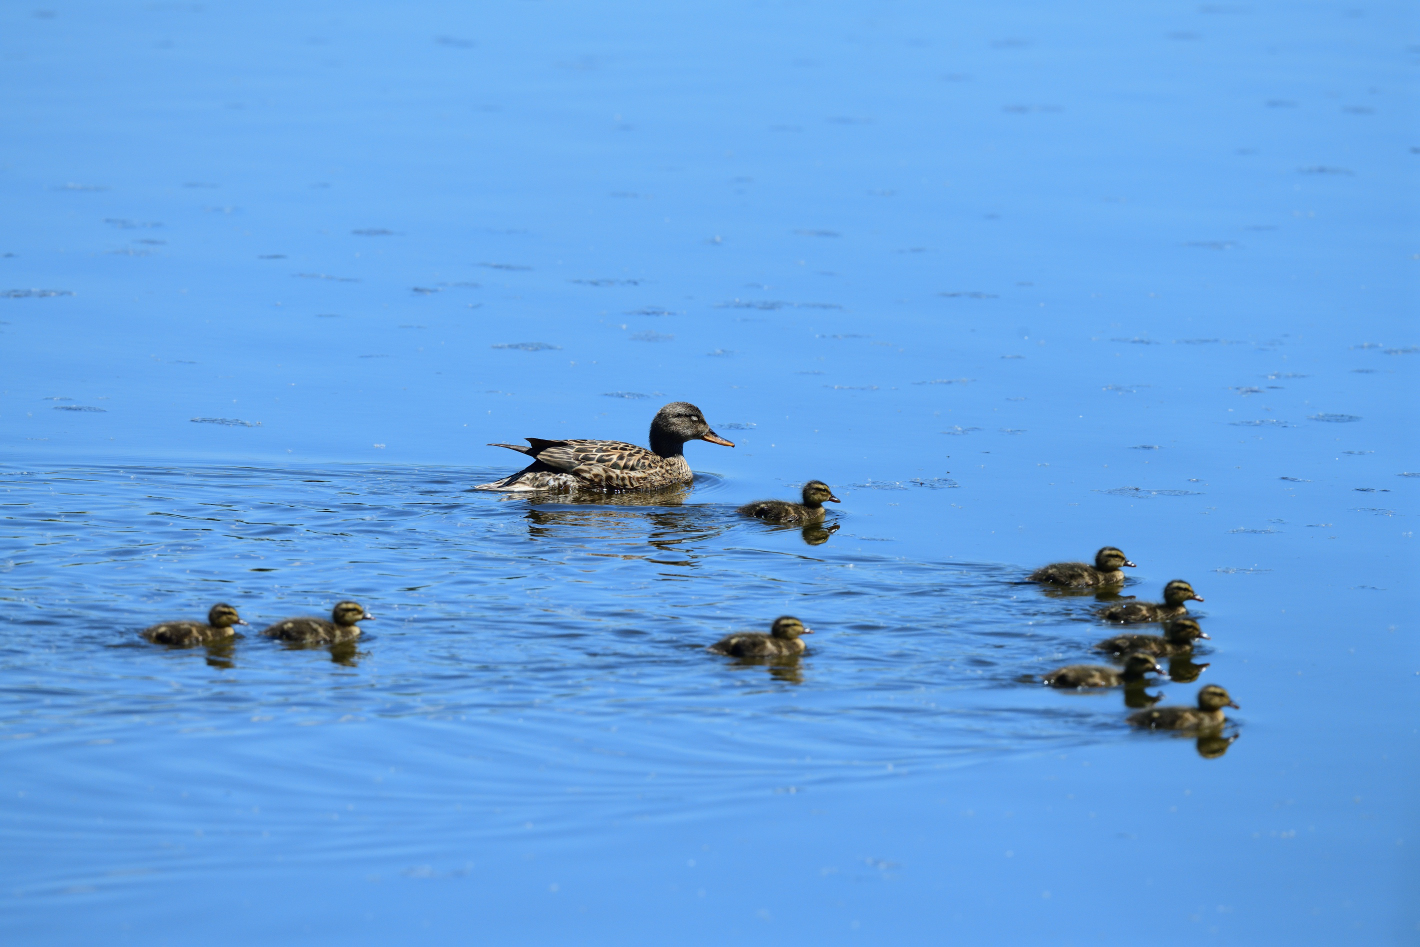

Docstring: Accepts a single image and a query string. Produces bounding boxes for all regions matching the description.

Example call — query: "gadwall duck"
[476,401,733,491]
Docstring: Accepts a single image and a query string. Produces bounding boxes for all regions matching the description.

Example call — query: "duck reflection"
[500,481,695,507]
[522,502,733,568]
[723,656,805,684]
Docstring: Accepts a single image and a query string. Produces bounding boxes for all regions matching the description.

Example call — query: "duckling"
[1128,684,1238,731]
[1029,546,1136,587]
[262,601,372,644]
[1098,579,1203,623]
[738,481,841,525]
[1094,618,1209,657]
[1041,652,1162,689]
[141,603,247,646]
[709,616,813,659]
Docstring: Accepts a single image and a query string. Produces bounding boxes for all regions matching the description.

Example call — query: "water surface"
[1,0,1415,943]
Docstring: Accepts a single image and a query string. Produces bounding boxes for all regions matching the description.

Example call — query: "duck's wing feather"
[491,438,660,475]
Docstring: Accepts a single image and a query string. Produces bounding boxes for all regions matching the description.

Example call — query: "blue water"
[1,1,1416,942]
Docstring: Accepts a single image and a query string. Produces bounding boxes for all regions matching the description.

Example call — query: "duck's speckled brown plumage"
[1094,618,1209,657]
[1099,579,1203,623]
[1128,684,1238,731]
[1029,546,1136,587]
[1041,652,1161,688]
[142,603,247,646]
[262,601,372,644]
[476,401,733,492]
[739,481,840,525]
[709,616,812,659]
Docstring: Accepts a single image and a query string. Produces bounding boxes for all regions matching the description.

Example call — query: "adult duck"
[476,401,733,492]
[262,601,373,644]
[738,480,840,524]
[1029,546,1136,587]
[141,603,247,646]
[1099,580,1202,623]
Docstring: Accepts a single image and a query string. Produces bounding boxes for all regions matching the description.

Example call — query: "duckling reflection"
[1094,618,1209,657]
[203,637,237,669]
[716,656,806,684]
[738,480,841,525]
[327,641,365,667]
[1123,680,1164,709]
[1195,732,1239,759]
[262,601,372,644]
[800,522,839,546]
[141,603,247,647]
[709,616,812,659]
[1166,655,1211,683]
[1099,580,1203,623]
[1041,652,1162,689]
[1029,546,1136,588]
[1128,684,1238,732]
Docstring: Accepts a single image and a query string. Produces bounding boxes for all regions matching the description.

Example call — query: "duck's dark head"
[1197,684,1238,711]
[207,603,247,628]
[331,601,374,626]
[1095,546,1136,571]
[1165,618,1209,643]
[649,402,734,456]
[770,616,812,640]
[1163,579,1203,605]
[1122,652,1163,677]
[801,480,840,507]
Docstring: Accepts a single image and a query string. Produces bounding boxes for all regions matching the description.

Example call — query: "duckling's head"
[1094,546,1136,571]
[1197,684,1238,711]
[1122,652,1163,677]
[770,616,813,640]
[207,603,247,628]
[650,402,734,451]
[801,480,841,506]
[1163,580,1204,605]
[331,601,374,625]
[1165,618,1209,643]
